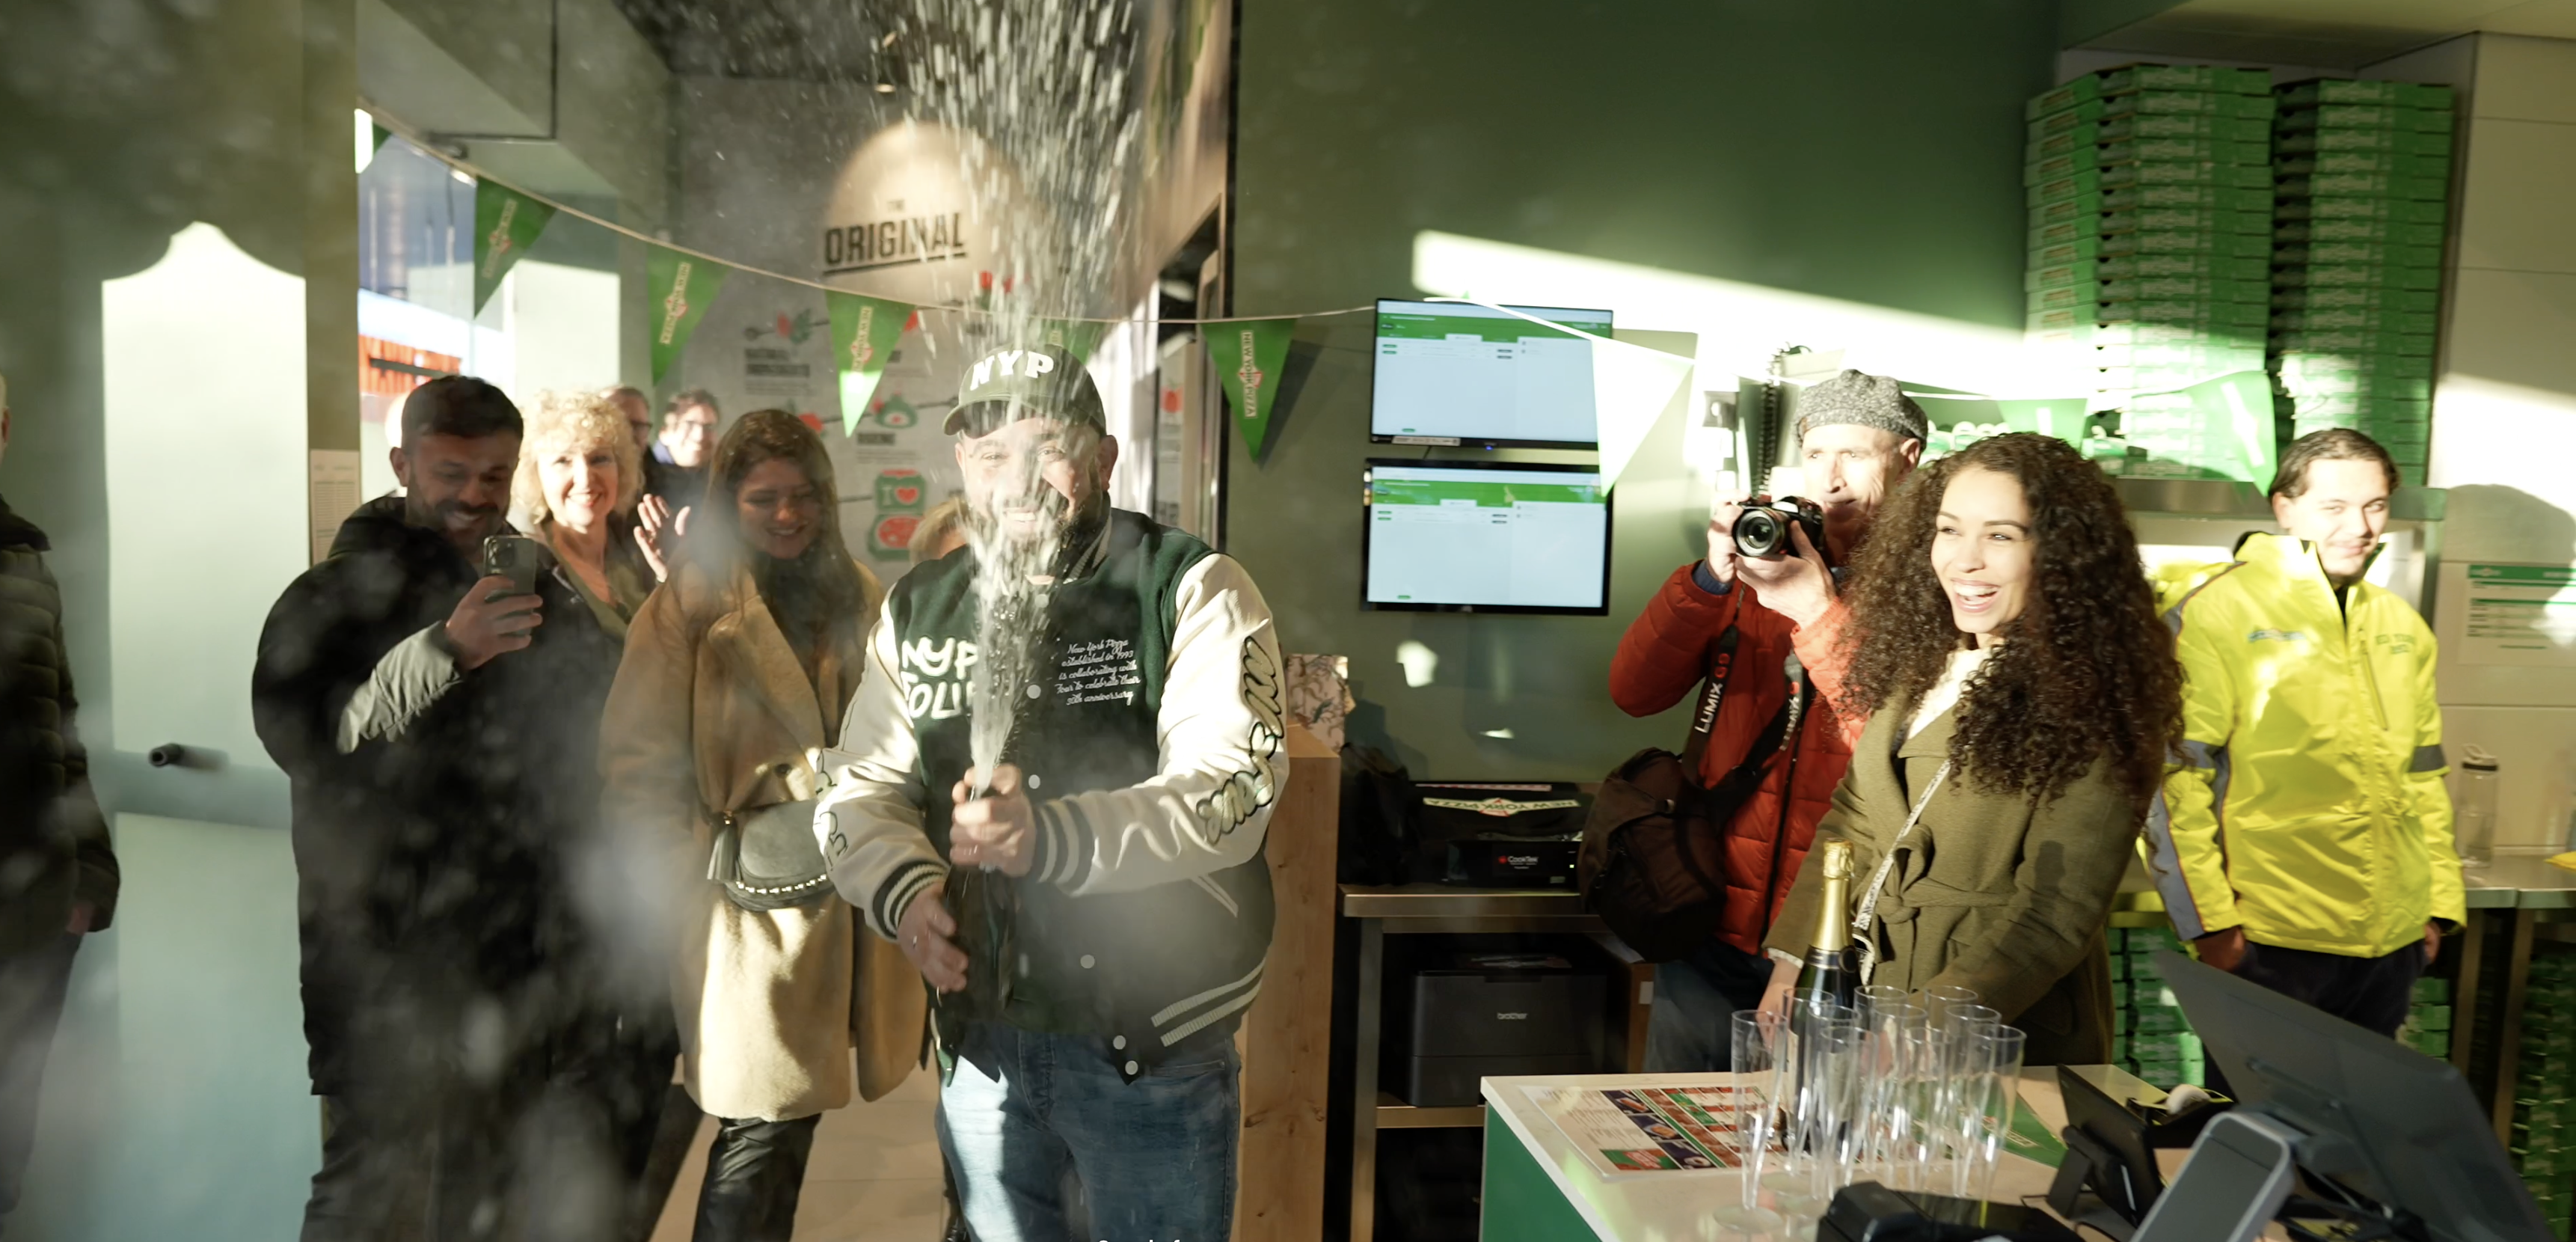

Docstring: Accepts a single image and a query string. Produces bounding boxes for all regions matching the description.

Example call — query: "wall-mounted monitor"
[1370,299,1612,447]
[1362,460,1612,615]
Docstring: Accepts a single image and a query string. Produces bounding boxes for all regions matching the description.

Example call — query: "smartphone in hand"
[481,533,545,601]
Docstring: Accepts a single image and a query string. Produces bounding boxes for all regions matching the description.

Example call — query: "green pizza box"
[2097,161,2272,192]
[2415,976,2453,1006]
[2272,307,2440,335]
[2272,285,2443,318]
[2111,207,2273,237]
[2028,260,2100,292]
[2029,236,2106,268]
[2030,109,2271,144]
[2031,190,2109,227]
[2275,350,2434,382]
[2103,363,2250,391]
[2286,394,2431,421]
[2279,171,2450,201]
[2272,328,2435,355]
[2126,926,2186,954]
[2275,239,2444,269]
[2132,1011,2192,1037]
[2278,79,2456,111]
[2108,952,2131,982]
[2278,103,2455,134]
[2029,64,2269,123]
[2026,140,2270,183]
[2028,298,2269,331]
[2277,262,2443,291]
[2105,183,2272,213]
[2115,253,2270,282]
[2026,218,2096,251]
[2097,341,2267,372]
[2278,372,2433,402]
[2029,170,2109,207]
[2416,1004,2454,1032]
[2101,275,2269,303]
[2276,217,2446,247]
[2106,90,2277,122]
[2278,150,2452,180]
[2277,126,2455,156]
[2278,195,2447,224]
[2105,230,2274,260]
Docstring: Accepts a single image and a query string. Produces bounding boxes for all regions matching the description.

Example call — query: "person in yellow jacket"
[2147,429,2462,1038]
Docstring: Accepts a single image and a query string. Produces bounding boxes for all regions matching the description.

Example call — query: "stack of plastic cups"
[1857,998,1931,1193]
[1727,1009,1788,1230]
[1948,1026,2031,1202]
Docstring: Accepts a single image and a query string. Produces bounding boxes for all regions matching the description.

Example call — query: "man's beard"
[411,494,503,553]
[970,486,1108,576]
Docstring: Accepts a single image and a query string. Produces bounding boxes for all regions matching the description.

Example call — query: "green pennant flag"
[471,181,556,315]
[647,245,729,385]
[1041,319,1108,364]
[1214,317,1296,460]
[828,291,915,436]
[372,123,391,155]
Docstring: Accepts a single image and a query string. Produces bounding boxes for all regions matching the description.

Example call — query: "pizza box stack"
[2025,64,2275,425]
[2270,79,2456,486]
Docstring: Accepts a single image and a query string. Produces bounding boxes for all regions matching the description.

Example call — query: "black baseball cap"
[943,343,1107,436]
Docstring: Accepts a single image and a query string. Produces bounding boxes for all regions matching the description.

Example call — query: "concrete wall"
[1224,0,2059,780]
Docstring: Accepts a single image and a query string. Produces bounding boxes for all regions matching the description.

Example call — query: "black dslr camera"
[1732,495,1827,560]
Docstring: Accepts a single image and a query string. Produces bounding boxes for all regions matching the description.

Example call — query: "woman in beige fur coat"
[601,410,924,1241]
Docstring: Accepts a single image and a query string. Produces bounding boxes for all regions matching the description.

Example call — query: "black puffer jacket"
[0,497,117,955]
[251,496,621,1094]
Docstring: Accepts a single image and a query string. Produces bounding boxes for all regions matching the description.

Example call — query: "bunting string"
[365,105,1375,328]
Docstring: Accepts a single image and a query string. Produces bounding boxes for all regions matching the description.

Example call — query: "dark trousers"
[0,932,79,1226]
[2207,938,2424,1100]
[301,1086,528,1242]
[1643,939,1776,1072]
[690,1113,819,1242]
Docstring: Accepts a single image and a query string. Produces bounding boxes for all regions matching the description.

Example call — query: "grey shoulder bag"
[705,750,835,913]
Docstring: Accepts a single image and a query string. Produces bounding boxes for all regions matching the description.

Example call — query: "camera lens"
[1735,509,1783,557]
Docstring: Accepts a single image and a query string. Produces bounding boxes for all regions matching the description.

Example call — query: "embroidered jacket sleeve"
[1025,554,1285,898]
[818,612,945,940]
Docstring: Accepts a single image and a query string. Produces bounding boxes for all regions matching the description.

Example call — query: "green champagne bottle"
[1791,840,1857,1018]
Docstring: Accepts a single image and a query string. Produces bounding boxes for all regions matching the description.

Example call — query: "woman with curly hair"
[1759,432,2182,1064]
[509,389,669,635]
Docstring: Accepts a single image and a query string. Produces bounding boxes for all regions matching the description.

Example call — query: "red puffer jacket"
[1608,563,1865,958]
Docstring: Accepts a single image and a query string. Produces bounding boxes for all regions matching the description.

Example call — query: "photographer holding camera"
[1608,369,1925,1070]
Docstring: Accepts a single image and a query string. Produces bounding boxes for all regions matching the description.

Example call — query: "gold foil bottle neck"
[1819,839,1853,881]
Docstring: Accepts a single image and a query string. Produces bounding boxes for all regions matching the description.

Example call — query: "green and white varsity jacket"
[817,510,1285,1078]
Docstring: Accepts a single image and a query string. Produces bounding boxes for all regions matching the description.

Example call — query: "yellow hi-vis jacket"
[2146,532,2464,957]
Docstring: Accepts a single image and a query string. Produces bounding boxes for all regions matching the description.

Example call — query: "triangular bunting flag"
[471,181,556,315]
[827,291,915,436]
[1042,319,1109,364]
[1214,318,1296,460]
[648,245,729,385]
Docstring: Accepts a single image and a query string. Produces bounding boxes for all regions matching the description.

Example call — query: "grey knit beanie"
[1794,370,1927,444]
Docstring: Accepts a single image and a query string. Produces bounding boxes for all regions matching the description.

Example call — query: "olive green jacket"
[1765,701,2134,1065]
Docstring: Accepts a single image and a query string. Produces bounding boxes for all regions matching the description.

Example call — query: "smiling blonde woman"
[512,389,664,635]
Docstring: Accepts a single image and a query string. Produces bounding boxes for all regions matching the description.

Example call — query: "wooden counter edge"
[1235,724,1339,1242]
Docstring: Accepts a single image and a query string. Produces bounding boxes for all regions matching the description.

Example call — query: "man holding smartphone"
[254,376,623,1241]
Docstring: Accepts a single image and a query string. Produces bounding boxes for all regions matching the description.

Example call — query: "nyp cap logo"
[945,343,1105,435]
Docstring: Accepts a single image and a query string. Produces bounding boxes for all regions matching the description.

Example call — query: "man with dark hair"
[2149,427,2459,1041]
[643,388,718,516]
[0,373,118,1236]
[819,344,1283,1241]
[1608,369,1925,1071]
[255,375,625,1240]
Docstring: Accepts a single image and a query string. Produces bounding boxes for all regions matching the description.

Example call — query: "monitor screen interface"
[1371,300,1612,446]
[1364,462,1610,614]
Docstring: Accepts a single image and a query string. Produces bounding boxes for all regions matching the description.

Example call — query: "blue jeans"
[937,1021,1239,1242]
[1643,940,1776,1072]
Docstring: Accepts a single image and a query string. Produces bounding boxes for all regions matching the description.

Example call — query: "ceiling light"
[875,82,896,94]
